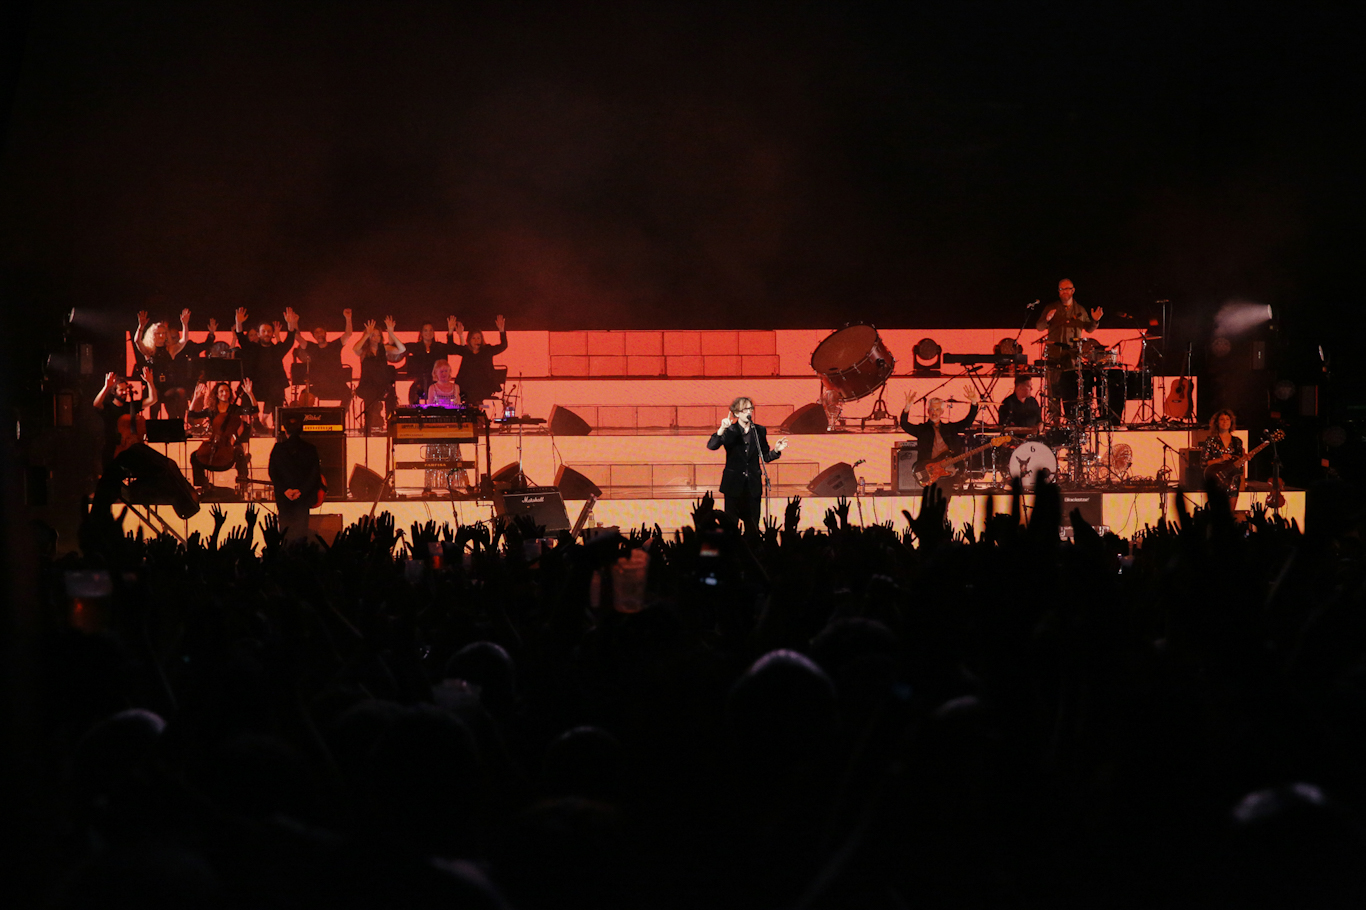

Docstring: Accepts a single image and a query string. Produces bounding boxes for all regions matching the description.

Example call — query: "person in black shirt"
[133,308,192,419]
[269,411,324,542]
[234,306,299,431]
[900,385,980,499]
[997,376,1043,436]
[705,396,788,539]
[353,316,408,435]
[293,309,355,406]
[403,316,460,405]
[450,315,508,411]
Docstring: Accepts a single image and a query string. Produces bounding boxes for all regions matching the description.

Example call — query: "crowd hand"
[907,484,951,548]
[835,495,851,529]
[137,309,149,327]
[823,508,839,534]
[495,314,506,331]
[209,504,227,546]
[784,496,801,537]
[261,512,283,553]
[762,514,780,547]
[244,502,259,536]
[206,317,218,332]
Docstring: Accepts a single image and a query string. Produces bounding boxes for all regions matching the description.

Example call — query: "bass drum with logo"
[811,324,896,402]
[1008,441,1058,488]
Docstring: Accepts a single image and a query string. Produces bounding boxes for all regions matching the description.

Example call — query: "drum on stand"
[811,324,896,402]
[1008,441,1058,488]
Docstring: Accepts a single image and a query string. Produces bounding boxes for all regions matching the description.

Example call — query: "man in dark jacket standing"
[900,384,980,501]
[269,412,323,542]
[705,396,788,539]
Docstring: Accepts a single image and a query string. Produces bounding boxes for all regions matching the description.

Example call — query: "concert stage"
[118,325,1303,541]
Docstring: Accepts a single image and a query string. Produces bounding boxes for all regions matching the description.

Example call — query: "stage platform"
[122,487,1305,546]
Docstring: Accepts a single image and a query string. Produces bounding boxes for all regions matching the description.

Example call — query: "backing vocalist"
[706,396,788,539]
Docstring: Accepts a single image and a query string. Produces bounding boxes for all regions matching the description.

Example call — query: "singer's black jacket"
[706,422,782,496]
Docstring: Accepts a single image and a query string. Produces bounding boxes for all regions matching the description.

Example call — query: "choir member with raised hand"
[353,316,407,436]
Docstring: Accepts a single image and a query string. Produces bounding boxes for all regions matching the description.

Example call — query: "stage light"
[913,337,941,374]
[1214,300,1274,337]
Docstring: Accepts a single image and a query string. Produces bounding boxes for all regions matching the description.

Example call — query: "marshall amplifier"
[495,486,571,532]
[276,406,347,435]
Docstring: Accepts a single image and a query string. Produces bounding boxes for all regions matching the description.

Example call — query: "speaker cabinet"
[807,462,857,497]
[311,436,348,500]
[780,403,829,435]
[496,487,571,532]
[555,465,603,500]
[349,464,386,500]
[548,405,592,436]
[892,444,923,493]
[1179,448,1204,492]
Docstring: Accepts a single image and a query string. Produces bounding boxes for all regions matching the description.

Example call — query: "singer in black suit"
[706,397,789,538]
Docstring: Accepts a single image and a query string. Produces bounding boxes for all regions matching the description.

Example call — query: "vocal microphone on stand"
[1026,299,1040,309]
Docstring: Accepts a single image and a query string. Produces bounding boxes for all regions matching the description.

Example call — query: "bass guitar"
[1204,431,1284,494]
[915,435,1013,485]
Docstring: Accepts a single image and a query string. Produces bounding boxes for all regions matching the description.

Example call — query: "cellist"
[188,378,259,491]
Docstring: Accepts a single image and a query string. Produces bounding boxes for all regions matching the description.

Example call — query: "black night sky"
[2,1,1361,378]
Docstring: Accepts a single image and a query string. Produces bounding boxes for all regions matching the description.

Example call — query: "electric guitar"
[915,435,1012,485]
[1204,431,1284,494]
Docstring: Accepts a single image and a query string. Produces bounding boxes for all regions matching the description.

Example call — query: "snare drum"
[1008,441,1057,488]
[811,324,896,402]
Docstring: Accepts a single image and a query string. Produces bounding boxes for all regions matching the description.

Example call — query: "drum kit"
[809,322,1162,489]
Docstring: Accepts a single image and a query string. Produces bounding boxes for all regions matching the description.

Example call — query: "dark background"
[1,0,1361,463]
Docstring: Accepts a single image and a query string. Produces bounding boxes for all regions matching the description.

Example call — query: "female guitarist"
[900,384,980,502]
[1201,409,1245,506]
[188,379,259,491]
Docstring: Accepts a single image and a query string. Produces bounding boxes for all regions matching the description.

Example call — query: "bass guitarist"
[900,384,980,500]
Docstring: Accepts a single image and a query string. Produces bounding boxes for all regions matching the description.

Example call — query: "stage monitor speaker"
[308,514,344,545]
[496,487,571,532]
[548,405,592,436]
[1178,448,1204,492]
[349,464,386,500]
[780,403,829,435]
[892,444,923,493]
[311,436,348,500]
[555,465,602,500]
[807,462,857,497]
[489,462,536,491]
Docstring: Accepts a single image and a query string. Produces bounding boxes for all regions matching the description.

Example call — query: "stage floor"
[122,487,1305,545]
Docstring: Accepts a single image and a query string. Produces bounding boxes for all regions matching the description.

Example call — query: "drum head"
[811,324,879,373]
[1008,441,1057,487]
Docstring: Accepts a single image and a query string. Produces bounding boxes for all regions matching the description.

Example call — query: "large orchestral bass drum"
[810,324,896,402]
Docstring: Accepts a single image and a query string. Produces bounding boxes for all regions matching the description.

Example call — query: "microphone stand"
[1268,432,1284,520]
